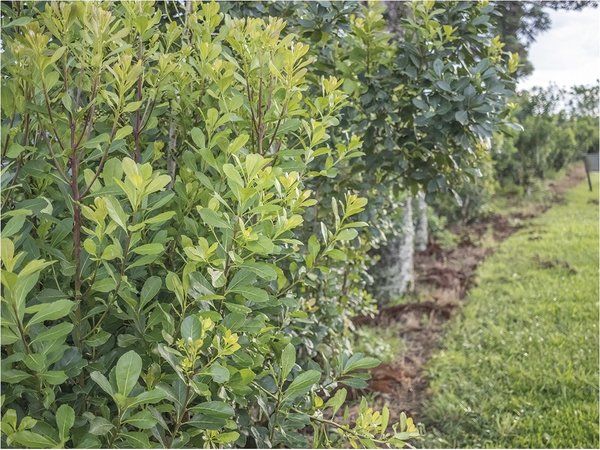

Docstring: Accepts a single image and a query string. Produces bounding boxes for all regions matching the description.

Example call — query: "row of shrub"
[0,1,517,448]
[433,83,599,224]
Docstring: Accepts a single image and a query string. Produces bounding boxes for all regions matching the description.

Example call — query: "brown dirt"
[351,165,586,423]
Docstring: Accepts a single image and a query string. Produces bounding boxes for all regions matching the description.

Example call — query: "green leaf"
[223,163,244,187]
[83,133,110,149]
[27,300,75,327]
[115,125,133,140]
[336,228,358,241]
[85,329,111,348]
[115,350,142,397]
[215,431,240,444]
[56,404,74,441]
[144,211,176,225]
[1,369,30,383]
[104,196,128,231]
[343,354,380,373]
[88,416,114,435]
[11,431,58,448]
[198,208,231,229]
[181,315,201,341]
[227,134,249,154]
[239,261,277,281]
[4,17,33,28]
[283,370,321,403]
[131,243,164,255]
[121,431,151,449]
[30,323,73,346]
[324,388,347,416]
[412,97,428,111]
[122,101,143,113]
[39,371,68,385]
[191,127,206,149]
[280,343,295,381]
[124,410,156,429]
[229,286,269,303]
[192,401,234,419]
[127,389,166,409]
[140,276,161,310]
[2,214,26,238]
[210,363,230,383]
[455,110,469,125]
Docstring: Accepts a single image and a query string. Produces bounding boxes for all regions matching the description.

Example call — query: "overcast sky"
[518,6,600,90]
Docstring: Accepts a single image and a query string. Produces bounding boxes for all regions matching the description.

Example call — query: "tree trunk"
[398,196,415,294]
[371,197,416,302]
[415,191,428,252]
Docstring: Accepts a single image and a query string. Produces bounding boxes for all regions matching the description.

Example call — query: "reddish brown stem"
[133,39,144,163]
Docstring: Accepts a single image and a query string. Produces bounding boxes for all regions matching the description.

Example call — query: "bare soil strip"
[353,165,586,422]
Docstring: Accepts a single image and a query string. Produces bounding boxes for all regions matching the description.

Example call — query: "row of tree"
[0,0,564,448]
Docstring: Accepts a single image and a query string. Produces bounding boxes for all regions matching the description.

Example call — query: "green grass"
[422,176,599,448]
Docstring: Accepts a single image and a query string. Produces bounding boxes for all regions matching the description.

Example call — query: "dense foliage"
[1,1,518,448]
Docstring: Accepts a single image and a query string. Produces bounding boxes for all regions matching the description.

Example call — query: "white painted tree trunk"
[374,197,416,301]
[398,196,415,294]
[415,191,428,252]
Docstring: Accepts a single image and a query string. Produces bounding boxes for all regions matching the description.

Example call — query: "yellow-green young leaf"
[223,163,244,187]
[18,259,54,278]
[1,238,15,268]
[83,239,97,256]
[3,16,33,28]
[55,404,74,442]
[214,432,240,444]
[115,350,142,397]
[145,174,171,195]
[26,300,75,327]
[104,196,128,231]
[101,244,121,260]
[190,127,206,148]
[131,243,164,255]
[227,134,249,154]
[115,125,133,141]
[324,388,347,416]
[166,272,184,307]
[92,277,117,293]
[2,214,26,238]
[381,405,390,434]
[144,211,176,225]
[122,101,143,113]
[336,228,358,241]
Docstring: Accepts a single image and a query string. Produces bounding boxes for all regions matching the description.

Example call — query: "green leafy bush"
[1,2,420,448]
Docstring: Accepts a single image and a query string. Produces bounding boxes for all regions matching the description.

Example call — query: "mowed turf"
[422,176,599,448]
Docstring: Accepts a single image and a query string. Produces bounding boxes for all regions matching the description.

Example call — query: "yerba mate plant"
[0,2,419,448]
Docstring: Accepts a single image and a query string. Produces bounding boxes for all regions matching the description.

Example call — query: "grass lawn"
[422,176,599,448]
